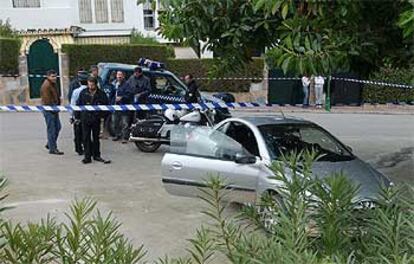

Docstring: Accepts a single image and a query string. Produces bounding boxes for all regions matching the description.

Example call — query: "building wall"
[0,0,159,38]
[0,0,75,29]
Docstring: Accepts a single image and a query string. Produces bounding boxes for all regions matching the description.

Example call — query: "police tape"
[0,73,413,89]
[0,102,269,112]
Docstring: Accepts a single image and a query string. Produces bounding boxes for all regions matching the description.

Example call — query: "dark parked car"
[98,62,231,135]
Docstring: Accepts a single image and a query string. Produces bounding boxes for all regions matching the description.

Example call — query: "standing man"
[76,76,110,164]
[301,75,310,107]
[70,72,89,155]
[112,71,133,143]
[90,65,104,90]
[314,75,325,109]
[40,70,63,155]
[68,68,85,102]
[127,66,151,120]
[184,74,200,103]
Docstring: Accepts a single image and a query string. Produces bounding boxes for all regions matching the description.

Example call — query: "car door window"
[151,73,186,97]
[170,126,252,161]
[225,122,260,157]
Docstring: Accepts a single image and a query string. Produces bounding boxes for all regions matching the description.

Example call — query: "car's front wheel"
[135,141,161,152]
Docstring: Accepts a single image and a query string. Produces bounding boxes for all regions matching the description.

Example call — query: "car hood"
[311,158,390,200]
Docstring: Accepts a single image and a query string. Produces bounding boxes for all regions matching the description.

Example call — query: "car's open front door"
[161,126,261,203]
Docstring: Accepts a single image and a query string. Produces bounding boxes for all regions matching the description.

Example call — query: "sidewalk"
[232,104,414,115]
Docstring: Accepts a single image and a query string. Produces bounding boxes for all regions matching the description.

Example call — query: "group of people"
[41,65,153,164]
[301,75,325,108]
[40,65,200,165]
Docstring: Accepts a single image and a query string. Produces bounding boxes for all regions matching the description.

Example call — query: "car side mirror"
[346,145,353,153]
[235,153,257,164]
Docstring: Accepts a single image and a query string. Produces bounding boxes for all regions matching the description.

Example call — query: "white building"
[0,0,163,40]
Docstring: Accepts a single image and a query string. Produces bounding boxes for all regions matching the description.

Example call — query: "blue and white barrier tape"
[1,74,413,89]
[0,102,270,112]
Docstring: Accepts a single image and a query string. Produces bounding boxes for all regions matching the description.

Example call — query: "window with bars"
[12,0,40,8]
[143,0,155,30]
[79,0,93,23]
[110,0,124,23]
[95,0,109,23]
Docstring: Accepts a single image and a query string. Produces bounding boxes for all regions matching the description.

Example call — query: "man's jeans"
[112,112,132,140]
[43,111,61,152]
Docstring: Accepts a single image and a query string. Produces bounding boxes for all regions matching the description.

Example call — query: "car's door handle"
[171,161,183,170]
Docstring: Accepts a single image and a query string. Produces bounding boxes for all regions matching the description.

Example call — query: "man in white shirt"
[301,75,310,106]
[314,75,325,108]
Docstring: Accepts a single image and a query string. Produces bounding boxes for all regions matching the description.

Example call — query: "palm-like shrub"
[0,198,146,264]
[166,151,414,264]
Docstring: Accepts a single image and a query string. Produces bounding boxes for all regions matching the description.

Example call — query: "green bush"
[166,58,264,92]
[0,199,146,263]
[363,66,414,103]
[0,38,21,75]
[62,44,175,74]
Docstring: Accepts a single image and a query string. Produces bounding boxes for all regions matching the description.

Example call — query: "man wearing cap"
[70,72,89,155]
[68,69,86,102]
[127,66,151,120]
[76,76,110,164]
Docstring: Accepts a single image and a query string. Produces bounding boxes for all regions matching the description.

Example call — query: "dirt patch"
[374,147,414,169]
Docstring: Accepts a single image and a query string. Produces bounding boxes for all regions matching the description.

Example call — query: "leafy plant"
[363,66,414,104]
[159,0,412,77]
[130,30,160,45]
[0,19,17,38]
[171,150,414,263]
[0,198,146,264]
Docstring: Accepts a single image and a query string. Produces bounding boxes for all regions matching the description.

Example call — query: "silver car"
[161,115,392,204]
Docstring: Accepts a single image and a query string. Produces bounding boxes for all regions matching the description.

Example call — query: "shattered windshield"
[259,124,354,162]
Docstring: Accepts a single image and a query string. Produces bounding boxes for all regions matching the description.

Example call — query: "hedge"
[166,58,264,92]
[362,66,414,103]
[62,44,174,74]
[0,37,21,74]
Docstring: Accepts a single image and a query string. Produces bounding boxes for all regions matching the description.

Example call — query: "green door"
[27,39,60,98]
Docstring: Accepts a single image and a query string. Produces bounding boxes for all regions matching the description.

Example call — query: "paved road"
[0,111,413,260]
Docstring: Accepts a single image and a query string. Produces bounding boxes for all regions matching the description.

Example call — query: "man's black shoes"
[112,136,121,141]
[49,150,64,155]
[93,157,111,164]
[82,158,92,164]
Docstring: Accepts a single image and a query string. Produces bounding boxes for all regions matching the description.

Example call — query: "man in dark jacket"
[112,71,133,143]
[76,76,110,164]
[68,69,86,102]
[127,67,151,119]
[184,74,200,103]
[41,69,64,155]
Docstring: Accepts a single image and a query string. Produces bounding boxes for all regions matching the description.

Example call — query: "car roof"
[98,62,174,74]
[235,115,314,127]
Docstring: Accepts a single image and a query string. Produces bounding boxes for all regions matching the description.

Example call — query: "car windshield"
[103,69,187,96]
[258,124,354,162]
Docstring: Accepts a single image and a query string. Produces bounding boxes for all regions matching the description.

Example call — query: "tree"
[0,19,17,38]
[159,0,412,76]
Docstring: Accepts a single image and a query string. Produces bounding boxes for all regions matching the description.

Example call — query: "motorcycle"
[129,108,216,152]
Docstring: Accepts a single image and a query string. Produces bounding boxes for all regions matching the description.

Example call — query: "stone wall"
[0,53,70,106]
[0,56,34,105]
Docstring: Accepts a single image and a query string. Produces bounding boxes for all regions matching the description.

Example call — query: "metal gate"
[268,69,302,105]
[27,39,60,98]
